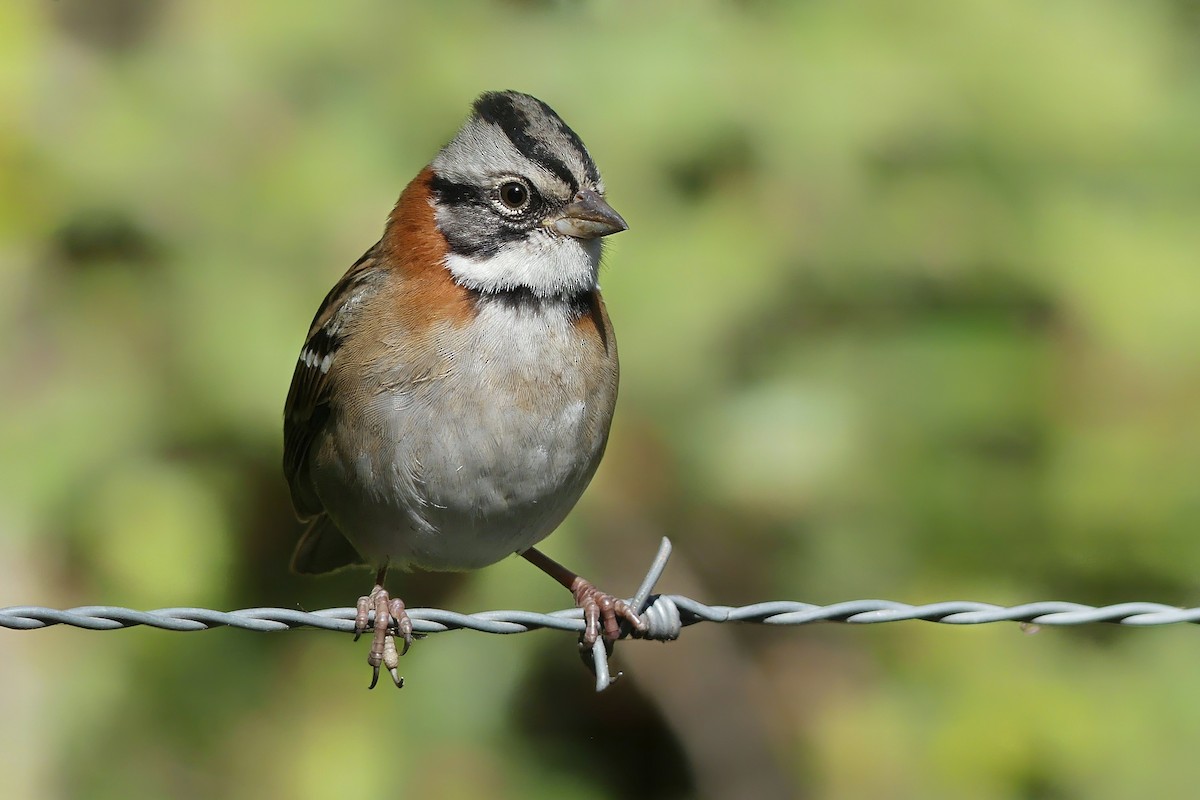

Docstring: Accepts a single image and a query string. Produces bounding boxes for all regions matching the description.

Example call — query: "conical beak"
[550,189,628,239]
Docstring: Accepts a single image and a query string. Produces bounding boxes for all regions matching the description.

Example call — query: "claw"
[572,578,647,646]
[356,583,413,690]
[390,597,414,658]
[353,594,371,642]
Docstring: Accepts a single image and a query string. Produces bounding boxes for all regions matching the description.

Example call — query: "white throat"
[442,229,601,298]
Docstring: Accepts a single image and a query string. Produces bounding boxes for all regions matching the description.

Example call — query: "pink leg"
[521,547,646,645]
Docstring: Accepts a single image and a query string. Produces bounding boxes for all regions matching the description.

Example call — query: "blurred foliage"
[2,1,1200,798]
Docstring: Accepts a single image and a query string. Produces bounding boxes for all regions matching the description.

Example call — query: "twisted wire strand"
[5,599,1200,635]
[5,538,1199,690]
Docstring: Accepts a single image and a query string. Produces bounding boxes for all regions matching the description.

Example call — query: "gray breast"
[348,295,617,571]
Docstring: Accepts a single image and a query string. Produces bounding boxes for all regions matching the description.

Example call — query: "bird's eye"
[498,180,531,211]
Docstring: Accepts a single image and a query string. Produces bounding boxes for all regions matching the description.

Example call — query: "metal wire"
[5,537,1200,690]
[7,597,1200,634]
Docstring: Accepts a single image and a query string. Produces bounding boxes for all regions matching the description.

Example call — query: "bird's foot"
[571,577,647,646]
[354,585,413,689]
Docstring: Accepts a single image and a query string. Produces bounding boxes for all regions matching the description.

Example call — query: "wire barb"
[586,536,674,691]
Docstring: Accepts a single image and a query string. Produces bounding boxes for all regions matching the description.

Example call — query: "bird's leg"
[353,563,413,689]
[521,547,647,645]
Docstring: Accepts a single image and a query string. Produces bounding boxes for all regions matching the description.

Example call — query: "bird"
[283,90,644,688]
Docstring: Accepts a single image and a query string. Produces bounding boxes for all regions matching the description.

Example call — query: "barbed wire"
[4,538,1200,690]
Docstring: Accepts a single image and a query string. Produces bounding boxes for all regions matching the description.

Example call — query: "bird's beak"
[550,189,628,239]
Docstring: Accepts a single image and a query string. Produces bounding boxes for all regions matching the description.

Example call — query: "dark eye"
[498,180,531,211]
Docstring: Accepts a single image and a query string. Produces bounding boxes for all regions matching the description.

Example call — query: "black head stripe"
[473,91,598,192]
[429,174,485,208]
[430,175,528,258]
[526,95,601,185]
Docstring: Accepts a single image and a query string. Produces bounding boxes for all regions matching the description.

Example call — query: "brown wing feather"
[282,244,386,518]
[283,167,460,522]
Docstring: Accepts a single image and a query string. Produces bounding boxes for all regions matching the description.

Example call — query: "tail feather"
[290,514,366,575]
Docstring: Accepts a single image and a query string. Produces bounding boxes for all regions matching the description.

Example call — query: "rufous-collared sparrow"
[283,90,644,688]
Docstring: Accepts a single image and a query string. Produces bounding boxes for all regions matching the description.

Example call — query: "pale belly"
[311,302,617,571]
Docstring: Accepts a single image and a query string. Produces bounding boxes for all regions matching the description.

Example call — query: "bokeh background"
[3,1,1200,798]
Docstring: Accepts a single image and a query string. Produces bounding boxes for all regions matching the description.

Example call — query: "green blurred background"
[3,1,1200,798]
